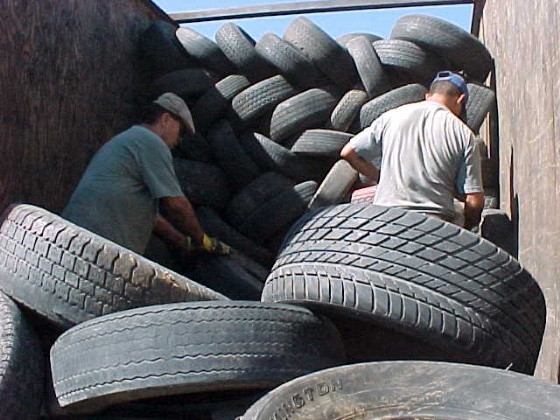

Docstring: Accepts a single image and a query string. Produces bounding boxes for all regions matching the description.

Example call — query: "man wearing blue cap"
[341,71,484,229]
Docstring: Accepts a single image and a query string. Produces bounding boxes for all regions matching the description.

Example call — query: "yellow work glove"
[201,233,231,255]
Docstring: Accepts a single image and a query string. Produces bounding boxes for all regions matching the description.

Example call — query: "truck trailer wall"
[480,0,560,382]
[0,0,168,213]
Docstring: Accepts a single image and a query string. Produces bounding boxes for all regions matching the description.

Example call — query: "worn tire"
[283,17,358,90]
[242,361,560,419]
[0,292,44,420]
[326,89,368,132]
[0,204,226,329]
[291,129,353,159]
[174,132,215,163]
[466,82,496,133]
[262,203,545,373]
[308,160,358,210]
[51,301,346,412]
[346,36,391,99]
[391,14,493,82]
[359,83,427,128]
[150,69,216,100]
[337,32,382,48]
[481,209,517,256]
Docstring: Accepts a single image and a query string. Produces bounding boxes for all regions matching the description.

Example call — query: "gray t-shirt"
[349,101,483,219]
[62,125,184,254]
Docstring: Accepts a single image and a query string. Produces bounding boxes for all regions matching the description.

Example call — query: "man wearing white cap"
[341,71,484,229]
[63,93,229,256]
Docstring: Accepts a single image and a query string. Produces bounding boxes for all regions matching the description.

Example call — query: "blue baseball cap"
[431,71,469,103]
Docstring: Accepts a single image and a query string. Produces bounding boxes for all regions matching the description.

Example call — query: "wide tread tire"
[283,17,358,90]
[269,87,340,145]
[308,160,358,210]
[230,75,297,130]
[215,23,277,82]
[465,82,496,134]
[0,292,44,420]
[291,129,353,159]
[241,361,560,419]
[326,89,368,132]
[262,203,546,373]
[359,83,427,129]
[346,36,391,99]
[192,74,251,134]
[391,14,493,82]
[255,32,329,89]
[51,301,346,411]
[0,204,226,329]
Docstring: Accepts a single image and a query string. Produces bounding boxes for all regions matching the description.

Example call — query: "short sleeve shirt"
[62,125,184,254]
[349,101,483,219]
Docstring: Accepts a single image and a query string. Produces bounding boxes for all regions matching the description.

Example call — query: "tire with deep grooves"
[326,89,368,132]
[262,203,545,373]
[465,82,496,134]
[51,301,346,412]
[242,361,560,419]
[346,36,391,99]
[0,292,44,420]
[291,129,353,158]
[0,204,226,329]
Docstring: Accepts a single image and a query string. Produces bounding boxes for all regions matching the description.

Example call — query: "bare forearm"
[464,192,484,230]
[159,196,204,245]
[340,143,379,181]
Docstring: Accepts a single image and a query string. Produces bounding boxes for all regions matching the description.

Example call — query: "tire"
[238,131,332,183]
[206,119,261,191]
[139,20,196,75]
[0,292,44,420]
[466,82,496,134]
[215,23,276,82]
[150,69,217,101]
[173,158,231,210]
[308,160,358,210]
[481,209,517,256]
[0,204,226,330]
[326,89,368,132]
[175,26,236,77]
[192,74,251,134]
[337,32,382,48]
[230,75,298,130]
[269,87,341,145]
[195,206,275,266]
[262,203,546,373]
[291,129,353,159]
[391,14,493,82]
[283,17,358,90]
[484,188,499,209]
[350,185,377,203]
[51,301,346,412]
[174,132,215,163]
[373,38,447,85]
[255,32,329,89]
[241,361,560,419]
[359,83,427,129]
[346,36,391,99]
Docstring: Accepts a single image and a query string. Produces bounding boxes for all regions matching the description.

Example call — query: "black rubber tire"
[373,38,448,85]
[308,160,358,210]
[269,87,341,145]
[291,129,353,159]
[359,83,427,129]
[192,74,251,134]
[206,119,261,191]
[481,209,517,256]
[466,82,496,134]
[283,17,358,90]
[0,292,44,420]
[230,75,298,130]
[391,14,493,82]
[255,32,329,89]
[346,36,391,99]
[138,20,196,75]
[195,206,275,266]
[0,204,226,330]
[326,89,368,132]
[173,158,231,210]
[51,301,346,412]
[215,23,276,82]
[241,361,560,419]
[238,132,332,183]
[174,132,215,163]
[150,68,217,101]
[175,26,236,77]
[337,32,382,48]
[262,203,546,373]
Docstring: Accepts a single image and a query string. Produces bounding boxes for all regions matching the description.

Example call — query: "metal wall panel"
[481,0,560,382]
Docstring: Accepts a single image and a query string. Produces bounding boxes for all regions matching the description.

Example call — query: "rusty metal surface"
[480,0,560,383]
[0,1,168,213]
[170,0,473,23]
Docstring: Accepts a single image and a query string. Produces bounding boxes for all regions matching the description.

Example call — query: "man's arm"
[340,143,380,182]
[158,195,205,246]
[463,192,484,230]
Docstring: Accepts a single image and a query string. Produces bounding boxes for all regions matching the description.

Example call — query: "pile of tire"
[137,14,498,274]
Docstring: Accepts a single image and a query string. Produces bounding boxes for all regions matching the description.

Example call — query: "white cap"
[153,92,195,134]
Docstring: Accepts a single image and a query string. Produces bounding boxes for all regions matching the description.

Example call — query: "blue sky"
[152,0,473,40]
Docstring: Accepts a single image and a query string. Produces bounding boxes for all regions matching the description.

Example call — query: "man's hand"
[201,234,231,255]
